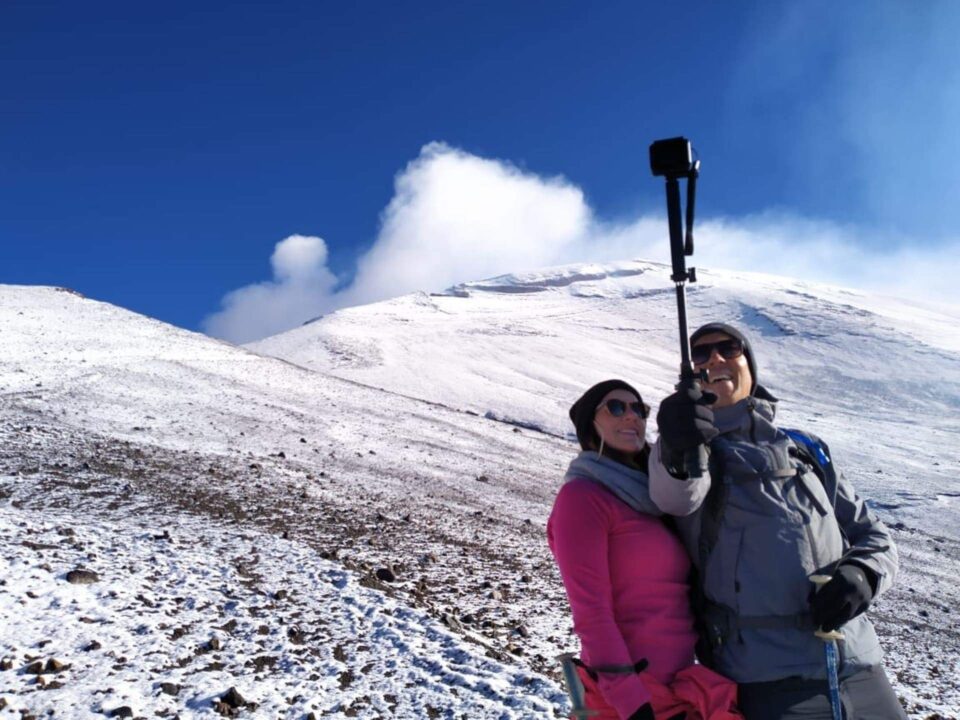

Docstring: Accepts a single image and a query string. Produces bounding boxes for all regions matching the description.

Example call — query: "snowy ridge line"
[252,352,569,442]
[443,262,655,296]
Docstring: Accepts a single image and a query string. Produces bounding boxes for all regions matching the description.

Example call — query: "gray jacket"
[649,391,898,683]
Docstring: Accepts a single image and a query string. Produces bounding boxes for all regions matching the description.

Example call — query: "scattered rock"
[375,567,396,583]
[246,655,277,673]
[159,682,181,696]
[218,686,249,709]
[441,614,464,632]
[0,657,12,671]
[287,626,306,644]
[107,707,134,718]
[66,569,100,585]
[24,660,44,675]
[44,658,69,673]
[22,540,59,551]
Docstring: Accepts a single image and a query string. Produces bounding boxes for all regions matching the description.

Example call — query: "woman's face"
[592,389,648,454]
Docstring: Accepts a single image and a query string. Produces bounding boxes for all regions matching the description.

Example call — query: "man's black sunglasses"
[691,338,744,365]
[598,399,650,419]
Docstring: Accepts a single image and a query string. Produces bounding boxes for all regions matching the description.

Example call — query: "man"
[651,322,905,719]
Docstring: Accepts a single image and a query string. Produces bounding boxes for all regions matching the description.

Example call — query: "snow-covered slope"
[251,260,960,538]
[0,286,568,718]
[1,260,959,719]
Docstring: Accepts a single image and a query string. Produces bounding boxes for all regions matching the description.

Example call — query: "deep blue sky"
[3,1,959,332]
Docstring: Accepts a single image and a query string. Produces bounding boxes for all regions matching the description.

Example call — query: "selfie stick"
[649,137,708,478]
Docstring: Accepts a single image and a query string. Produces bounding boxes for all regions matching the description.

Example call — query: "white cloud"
[340,143,591,306]
[204,144,960,344]
[203,235,338,344]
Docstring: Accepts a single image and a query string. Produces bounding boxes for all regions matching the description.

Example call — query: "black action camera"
[649,137,694,177]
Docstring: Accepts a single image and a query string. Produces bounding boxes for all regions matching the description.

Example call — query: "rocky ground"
[2,414,959,718]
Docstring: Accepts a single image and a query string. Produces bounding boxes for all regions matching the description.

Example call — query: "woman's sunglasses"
[598,399,649,419]
[691,338,744,365]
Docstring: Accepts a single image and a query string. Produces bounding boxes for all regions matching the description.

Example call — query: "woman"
[548,379,740,720]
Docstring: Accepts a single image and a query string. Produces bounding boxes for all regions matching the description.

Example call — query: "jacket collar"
[712,384,777,434]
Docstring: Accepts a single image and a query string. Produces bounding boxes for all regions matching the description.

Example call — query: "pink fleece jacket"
[548,477,697,719]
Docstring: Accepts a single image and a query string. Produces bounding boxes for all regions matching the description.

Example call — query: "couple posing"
[548,322,904,720]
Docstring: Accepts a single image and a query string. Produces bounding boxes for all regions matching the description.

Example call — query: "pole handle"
[676,372,709,479]
[810,575,845,641]
[684,445,708,480]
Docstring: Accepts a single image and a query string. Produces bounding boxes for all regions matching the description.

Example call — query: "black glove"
[656,382,718,469]
[628,703,655,720]
[810,563,876,632]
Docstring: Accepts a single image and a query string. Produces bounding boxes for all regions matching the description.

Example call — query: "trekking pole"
[556,653,597,718]
[810,574,845,720]
[649,137,708,478]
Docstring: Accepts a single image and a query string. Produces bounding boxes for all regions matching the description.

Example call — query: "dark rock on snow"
[66,569,100,585]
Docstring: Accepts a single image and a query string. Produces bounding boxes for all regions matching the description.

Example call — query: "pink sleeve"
[548,480,652,718]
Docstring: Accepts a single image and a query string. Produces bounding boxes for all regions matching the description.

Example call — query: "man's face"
[692,331,752,408]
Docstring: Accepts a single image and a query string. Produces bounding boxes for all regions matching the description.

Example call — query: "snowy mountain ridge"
[2,259,959,718]
[252,259,960,538]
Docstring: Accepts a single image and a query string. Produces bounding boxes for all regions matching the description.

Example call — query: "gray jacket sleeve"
[833,471,899,600]
[648,438,712,516]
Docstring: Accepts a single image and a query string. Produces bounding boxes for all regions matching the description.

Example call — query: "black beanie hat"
[690,322,758,395]
[568,379,646,450]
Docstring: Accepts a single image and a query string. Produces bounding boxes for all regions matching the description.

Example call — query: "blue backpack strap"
[783,428,838,509]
